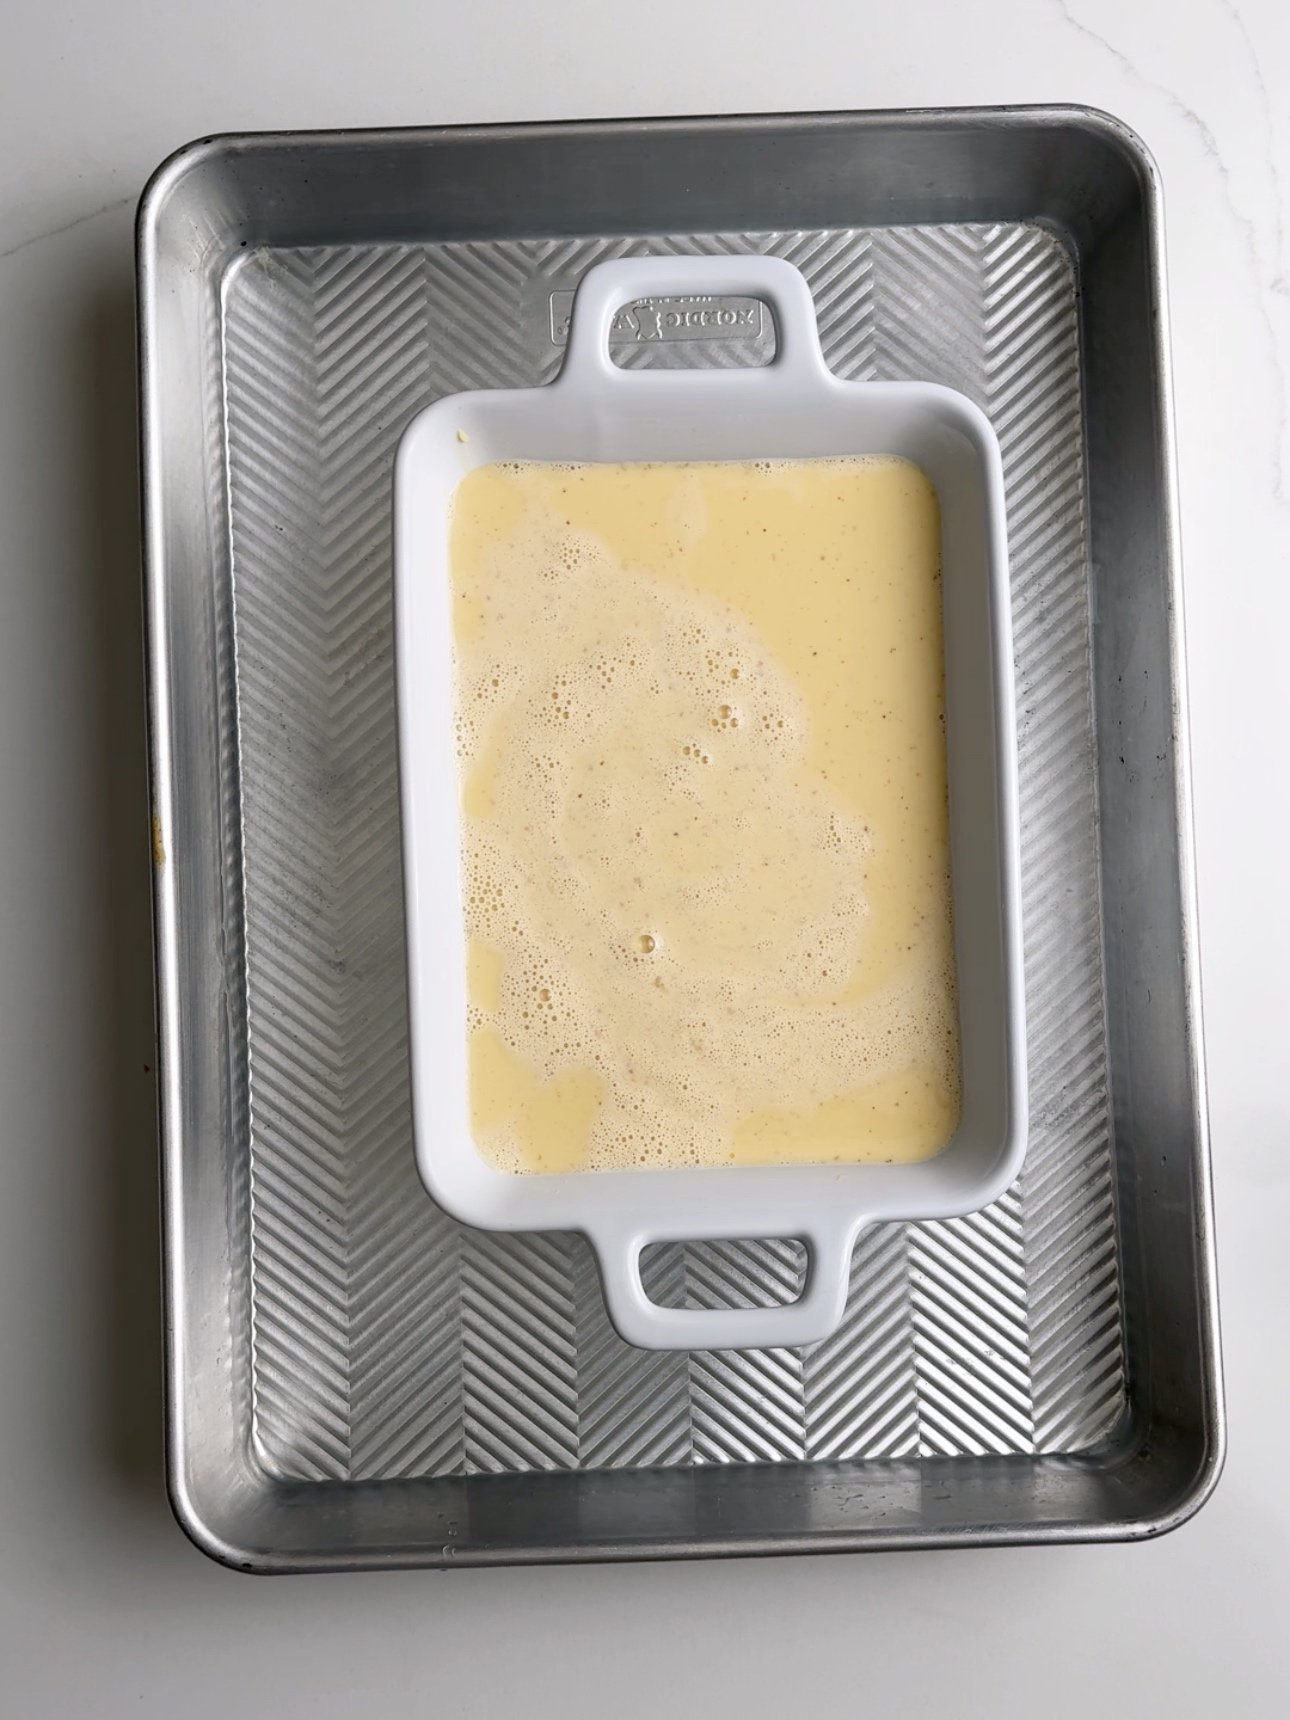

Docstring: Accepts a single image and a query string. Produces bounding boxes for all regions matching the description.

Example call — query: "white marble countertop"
[1,1,1285,1713]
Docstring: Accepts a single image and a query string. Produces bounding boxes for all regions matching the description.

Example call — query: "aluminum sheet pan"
[138,107,1222,1570]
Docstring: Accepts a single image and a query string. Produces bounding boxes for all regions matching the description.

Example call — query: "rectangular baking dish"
[139,106,1222,1570]
[396,252,1025,1351]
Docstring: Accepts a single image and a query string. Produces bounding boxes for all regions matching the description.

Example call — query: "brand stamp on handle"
[549,291,766,348]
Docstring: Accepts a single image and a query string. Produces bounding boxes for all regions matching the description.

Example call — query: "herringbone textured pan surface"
[220,224,1125,1480]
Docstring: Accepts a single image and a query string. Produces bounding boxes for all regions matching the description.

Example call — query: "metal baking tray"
[139,107,1222,1571]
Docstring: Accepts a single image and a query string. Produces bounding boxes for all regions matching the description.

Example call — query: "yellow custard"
[449,457,959,1173]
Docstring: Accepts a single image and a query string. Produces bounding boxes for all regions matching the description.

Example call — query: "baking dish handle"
[593,1216,861,1352]
[560,254,830,389]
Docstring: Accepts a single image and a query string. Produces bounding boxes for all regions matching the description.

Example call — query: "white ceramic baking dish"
[394,255,1025,1351]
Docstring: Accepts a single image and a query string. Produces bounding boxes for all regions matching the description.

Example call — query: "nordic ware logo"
[549,291,765,346]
